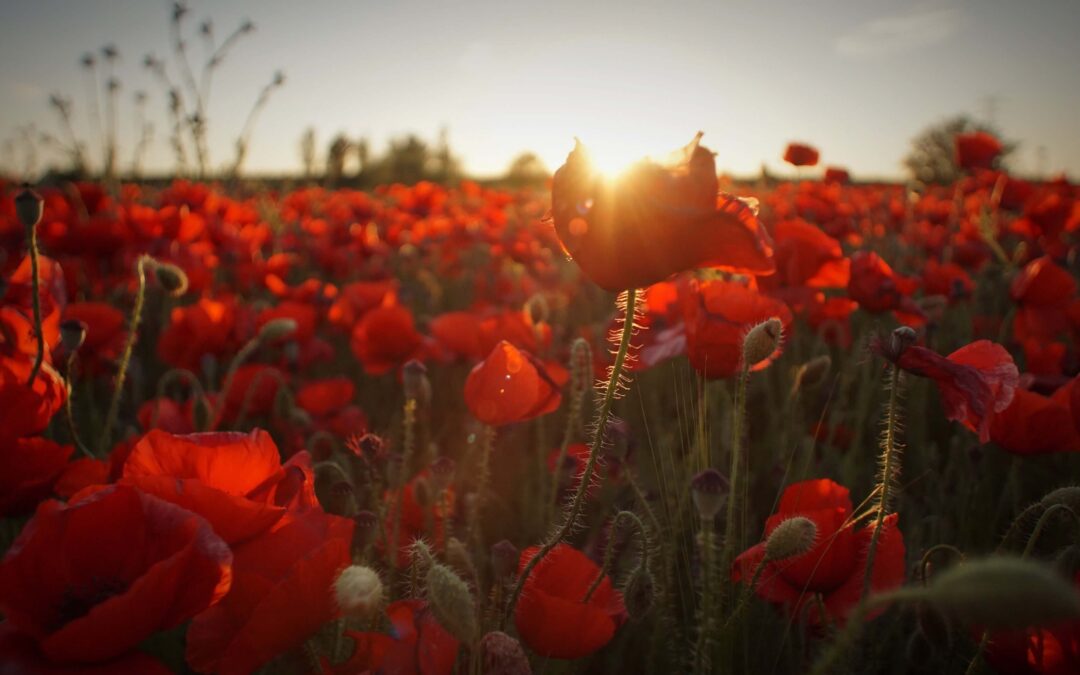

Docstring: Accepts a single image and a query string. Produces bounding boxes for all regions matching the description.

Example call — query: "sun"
[579,136,652,178]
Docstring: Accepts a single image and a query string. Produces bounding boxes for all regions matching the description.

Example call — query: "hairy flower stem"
[862,365,902,599]
[720,363,750,601]
[694,516,719,673]
[466,424,496,553]
[549,345,590,517]
[583,511,646,602]
[25,218,45,388]
[63,352,94,459]
[500,288,639,629]
[97,256,150,454]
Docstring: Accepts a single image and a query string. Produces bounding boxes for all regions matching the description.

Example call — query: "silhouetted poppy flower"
[0,485,231,665]
[185,509,354,675]
[784,142,820,168]
[350,304,425,375]
[0,436,73,516]
[683,280,793,379]
[847,251,921,315]
[955,131,1003,170]
[824,166,850,184]
[464,340,561,425]
[0,622,173,675]
[121,429,317,543]
[550,134,775,291]
[890,340,1019,443]
[514,544,627,659]
[333,600,460,675]
[989,379,1080,455]
[732,479,905,625]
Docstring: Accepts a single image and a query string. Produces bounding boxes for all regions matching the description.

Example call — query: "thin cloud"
[835,8,963,57]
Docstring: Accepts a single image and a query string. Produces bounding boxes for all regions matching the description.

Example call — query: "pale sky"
[2,0,1078,180]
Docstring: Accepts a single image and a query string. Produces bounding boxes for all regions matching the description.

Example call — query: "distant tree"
[504,152,549,186]
[903,115,1017,184]
[384,134,432,185]
[326,133,351,186]
[355,137,370,178]
[299,127,316,180]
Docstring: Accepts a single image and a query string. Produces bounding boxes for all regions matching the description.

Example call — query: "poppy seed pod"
[426,562,479,642]
[764,516,818,562]
[353,510,380,551]
[491,539,519,581]
[889,326,918,360]
[59,319,88,352]
[481,631,532,675]
[690,468,729,520]
[743,317,784,367]
[258,317,297,342]
[15,186,43,228]
[153,262,189,297]
[334,565,383,619]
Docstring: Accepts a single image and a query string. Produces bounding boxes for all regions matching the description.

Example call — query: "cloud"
[835,7,963,57]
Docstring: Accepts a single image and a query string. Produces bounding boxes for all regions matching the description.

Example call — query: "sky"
[2,0,1079,180]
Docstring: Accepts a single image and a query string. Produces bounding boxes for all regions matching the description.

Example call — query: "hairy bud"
[426,562,479,642]
[690,468,729,520]
[153,262,189,297]
[334,565,383,619]
[743,317,783,367]
[258,317,297,342]
[60,319,88,352]
[491,539,519,582]
[481,631,531,675]
[764,517,817,562]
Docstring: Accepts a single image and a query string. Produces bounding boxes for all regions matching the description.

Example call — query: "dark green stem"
[25,218,45,387]
[97,256,150,453]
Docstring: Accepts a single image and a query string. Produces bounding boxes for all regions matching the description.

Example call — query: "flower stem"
[97,255,150,454]
[63,352,94,459]
[500,287,639,629]
[720,362,750,596]
[862,364,902,599]
[25,217,45,388]
[694,515,719,673]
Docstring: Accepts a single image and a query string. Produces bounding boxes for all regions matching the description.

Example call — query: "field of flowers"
[2,133,1080,674]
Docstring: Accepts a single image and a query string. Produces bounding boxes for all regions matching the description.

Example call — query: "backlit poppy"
[464,340,561,426]
[784,142,820,168]
[514,543,627,659]
[0,485,231,664]
[732,479,905,625]
[550,134,775,291]
[350,304,425,375]
[990,379,1080,455]
[955,132,1003,171]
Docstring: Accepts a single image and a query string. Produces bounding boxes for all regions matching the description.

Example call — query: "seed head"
[334,565,383,619]
[15,186,43,229]
[690,468,729,520]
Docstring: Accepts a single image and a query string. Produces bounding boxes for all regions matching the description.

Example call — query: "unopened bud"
[764,517,817,562]
[889,326,918,359]
[426,562,478,642]
[622,567,656,619]
[491,539,519,581]
[153,262,189,297]
[481,631,532,675]
[792,355,831,393]
[915,557,1080,629]
[445,537,478,583]
[353,510,379,551]
[258,317,297,342]
[15,186,43,229]
[60,319,87,352]
[743,317,783,367]
[691,468,729,520]
[334,565,383,619]
[402,359,430,404]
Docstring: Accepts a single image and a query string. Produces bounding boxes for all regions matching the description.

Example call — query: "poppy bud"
[325,481,357,517]
[258,317,297,342]
[792,355,831,394]
[353,510,379,551]
[481,631,532,675]
[690,468,729,520]
[430,456,455,493]
[402,359,430,404]
[445,537,478,583]
[764,516,817,562]
[621,567,656,619]
[426,562,479,642]
[15,186,43,228]
[153,262,189,297]
[355,433,386,461]
[60,319,88,352]
[334,565,383,619]
[914,557,1080,629]
[889,326,918,360]
[1041,486,1080,510]
[491,539,519,581]
[743,317,783,368]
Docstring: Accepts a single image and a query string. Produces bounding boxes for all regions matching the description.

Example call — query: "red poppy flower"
[4,253,66,356]
[60,302,126,372]
[220,363,285,424]
[514,544,627,659]
[0,436,73,516]
[783,142,820,168]
[955,131,1003,170]
[893,340,1019,443]
[984,571,1080,674]
[382,471,456,567]
[430,311,484,361]
[771,219,848,288]
[157,297,245,372]
[185,510,355,675]
[54,457,111,499]
[550,134,775,291]
[0,354,67,439]
[121,429,317,543]
[0,485,231,664]
[682,280,793,379]
[0,622,173,675]
[731,479,906,625]
[922,260,975,301]
[350,304,425,375]
[137,397,200,434]
[847,251,921,315]
[1011,256,1076,308]
[464,340,561,426]
[332,600,460,675]
[989,380,1080,455]
[257,301,318,344]
[296,377,355,417]
[824,167,850,184]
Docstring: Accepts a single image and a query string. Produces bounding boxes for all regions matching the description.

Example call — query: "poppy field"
[2,131,1080,675]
